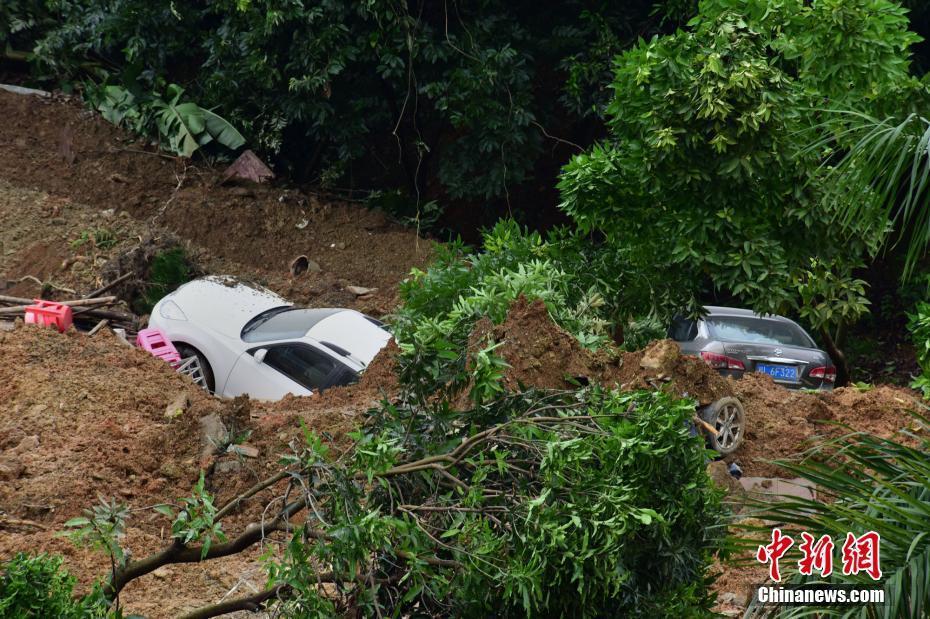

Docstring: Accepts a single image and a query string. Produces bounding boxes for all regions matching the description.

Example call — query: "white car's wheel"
[175,344,215,393]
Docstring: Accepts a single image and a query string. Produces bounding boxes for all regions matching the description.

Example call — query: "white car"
[148,276,391,400]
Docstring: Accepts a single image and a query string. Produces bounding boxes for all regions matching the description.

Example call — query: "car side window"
[263,344,339,391]
[669,317,698,341]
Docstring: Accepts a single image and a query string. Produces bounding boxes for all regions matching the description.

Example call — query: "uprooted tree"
[52,387,723,618]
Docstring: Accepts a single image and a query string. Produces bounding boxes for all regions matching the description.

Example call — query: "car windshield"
[241,307,343,343]
[706,316,812,347]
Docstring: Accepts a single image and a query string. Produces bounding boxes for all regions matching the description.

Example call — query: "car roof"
[168,276,291,337]
[702,305,793,323]
[306,311,391,366]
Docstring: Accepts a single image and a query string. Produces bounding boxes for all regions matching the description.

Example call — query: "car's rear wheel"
[174,343,216,394]
[701,396,745,455]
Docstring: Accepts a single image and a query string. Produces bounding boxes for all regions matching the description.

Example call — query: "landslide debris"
[479,298,923,477]
[483,297,732,405]
[0,322,399,617]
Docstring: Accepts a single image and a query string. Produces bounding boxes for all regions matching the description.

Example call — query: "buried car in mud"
[148,276,391,400]
[670,306,836,391]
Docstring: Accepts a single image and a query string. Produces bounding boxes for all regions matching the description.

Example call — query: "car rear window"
[242,307,344,343]
[706,316,812,347]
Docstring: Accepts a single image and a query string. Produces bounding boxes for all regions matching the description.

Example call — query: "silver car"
[669,306,835,390]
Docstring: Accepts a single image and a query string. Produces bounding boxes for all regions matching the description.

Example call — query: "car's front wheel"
[701,396,745,455]
[174,343,216,394]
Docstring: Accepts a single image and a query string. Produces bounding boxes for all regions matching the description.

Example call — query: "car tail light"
[810,365,836,383]
[700,351,745,370]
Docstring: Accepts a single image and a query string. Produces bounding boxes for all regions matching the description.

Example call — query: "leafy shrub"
[263,388,724,617]
[85,82,244,158]
[908,301,930,397]
[0,553,103,618]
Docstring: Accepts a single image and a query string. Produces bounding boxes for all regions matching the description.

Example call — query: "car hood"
[307,311,391,366]
[165,276,290,338]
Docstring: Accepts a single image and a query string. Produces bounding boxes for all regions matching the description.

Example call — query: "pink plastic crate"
[25,300,73,333]
[135,328,181,366]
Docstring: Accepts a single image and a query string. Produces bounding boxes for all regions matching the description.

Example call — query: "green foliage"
[264,388,724,617]
[71,227,118,251]
[0,1,46,50]
[742,425,930,618]
[4,0,693,203]
[138,247,191,314]
[61,496,130,570]
[908,301,930,397]
[813,110,930,280]
[558,0,919,329]
[0,553,105,618]
[85,82,244,158]
[154,472,226,559]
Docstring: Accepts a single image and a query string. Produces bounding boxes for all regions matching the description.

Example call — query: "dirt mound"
[0,323,399,616]
[729,372,922,476]
[611,340,733,406]
[483,298,731,406]
[478,297,611,390]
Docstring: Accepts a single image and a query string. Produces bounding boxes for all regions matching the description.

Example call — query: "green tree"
[4,0,694,208]
[558,0,921,384]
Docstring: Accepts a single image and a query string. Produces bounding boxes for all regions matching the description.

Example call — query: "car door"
[223,342,355,400]
[222,346,312,400]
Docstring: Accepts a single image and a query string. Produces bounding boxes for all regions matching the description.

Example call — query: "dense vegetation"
[1,0,695,211]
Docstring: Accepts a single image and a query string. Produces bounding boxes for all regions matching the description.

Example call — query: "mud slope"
[0,89,431,313]
[0,323,398,617]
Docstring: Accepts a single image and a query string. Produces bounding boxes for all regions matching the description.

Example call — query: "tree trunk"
[820,325,850,387]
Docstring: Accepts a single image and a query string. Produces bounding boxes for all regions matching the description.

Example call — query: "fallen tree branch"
[214,470,290,522]
[11,275,76,295]
[0,295,117,312]
[105,497,321,599]
[177,583,291,619]
[88,319,109,336]
[86,272,133,299]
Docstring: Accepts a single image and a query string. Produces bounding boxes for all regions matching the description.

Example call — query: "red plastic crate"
[24,300,73,333]
[135,328,181,366]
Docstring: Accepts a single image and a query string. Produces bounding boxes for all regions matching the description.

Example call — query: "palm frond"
[808,110,930,279]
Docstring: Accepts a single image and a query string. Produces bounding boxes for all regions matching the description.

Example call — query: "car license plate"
[756,363,798,381]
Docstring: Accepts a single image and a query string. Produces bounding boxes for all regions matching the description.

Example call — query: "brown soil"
[0,321,399,617]
[481,299,921,479]
[727,371,922,477]
[483,297,733,406]
[0,89,432,314]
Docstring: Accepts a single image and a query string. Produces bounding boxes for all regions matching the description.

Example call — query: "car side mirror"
[253,348,268,364]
